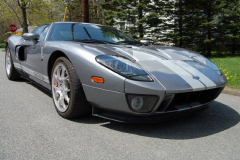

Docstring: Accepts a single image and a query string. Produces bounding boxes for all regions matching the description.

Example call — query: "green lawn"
[0,43,5,48]
[209,56,240,89]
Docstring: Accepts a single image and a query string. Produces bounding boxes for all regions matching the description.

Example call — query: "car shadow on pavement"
[73,101,240,139]
[22,80,239,139]
[17,78,52,98]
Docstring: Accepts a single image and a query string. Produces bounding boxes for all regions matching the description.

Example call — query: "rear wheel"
[5,46,20,80]
[51,57,91,119]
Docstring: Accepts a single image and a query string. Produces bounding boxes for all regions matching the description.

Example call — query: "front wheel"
[51,57,91,119]
[5,47,20,80]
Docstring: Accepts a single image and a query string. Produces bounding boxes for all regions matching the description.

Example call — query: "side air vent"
[16,46,26,61]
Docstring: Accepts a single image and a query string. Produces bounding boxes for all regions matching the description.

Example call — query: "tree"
[164,0,230,55]
[0,0,64,33]
[102,0,169,40]
[0,0,23,31]
[28,0,64,26]
[218,0,240,54]
[92,0,103,23]
[18,0,29,33]
[64,0,103,23]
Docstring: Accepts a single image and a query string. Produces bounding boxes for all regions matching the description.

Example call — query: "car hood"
[82,44,227,92]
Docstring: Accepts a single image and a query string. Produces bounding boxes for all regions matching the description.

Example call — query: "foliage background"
[0,0,239,56]
[102,0,240,56]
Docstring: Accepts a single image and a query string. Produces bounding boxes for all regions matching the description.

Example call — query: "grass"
[209,56,240,90]
[0,43,5,48]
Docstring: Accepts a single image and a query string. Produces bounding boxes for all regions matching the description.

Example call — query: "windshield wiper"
[83,27,92,39]
[92,39,116,44]
[116,40,142,45]
[66,39,116,44]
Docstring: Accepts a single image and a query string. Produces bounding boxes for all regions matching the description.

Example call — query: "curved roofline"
[53,22,107,27]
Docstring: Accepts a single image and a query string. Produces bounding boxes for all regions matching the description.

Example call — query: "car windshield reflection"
[48,23,142,45]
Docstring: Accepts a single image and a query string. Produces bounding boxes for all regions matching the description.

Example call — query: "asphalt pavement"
[0,49,239,160]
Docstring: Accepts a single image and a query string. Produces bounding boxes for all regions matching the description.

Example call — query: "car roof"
[53,22,104,26]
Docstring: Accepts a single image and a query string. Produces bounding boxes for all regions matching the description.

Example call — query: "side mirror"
[22,33,39,41]
[140,40,150,45]
[22,33,39,45]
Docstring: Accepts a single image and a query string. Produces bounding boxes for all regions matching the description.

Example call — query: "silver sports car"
[5,22,227,122]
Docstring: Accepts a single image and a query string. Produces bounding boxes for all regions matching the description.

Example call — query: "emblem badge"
[193,76,200,80]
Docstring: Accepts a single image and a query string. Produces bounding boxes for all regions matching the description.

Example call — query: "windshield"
[48,23,140,45]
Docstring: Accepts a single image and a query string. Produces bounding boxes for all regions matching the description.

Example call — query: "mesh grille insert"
[157,87,223,112]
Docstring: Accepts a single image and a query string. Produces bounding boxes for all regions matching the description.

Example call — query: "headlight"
[96,55,153,81]
[192,56,221,75]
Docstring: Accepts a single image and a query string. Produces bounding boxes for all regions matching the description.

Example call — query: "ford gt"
[5,22,227,122]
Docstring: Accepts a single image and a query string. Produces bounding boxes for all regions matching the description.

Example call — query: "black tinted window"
[31,25,48,34]
[39,25,50,41]
[48,23,137,44]
[48,23,72,41]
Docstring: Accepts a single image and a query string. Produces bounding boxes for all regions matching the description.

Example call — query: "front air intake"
[157,87,223,112]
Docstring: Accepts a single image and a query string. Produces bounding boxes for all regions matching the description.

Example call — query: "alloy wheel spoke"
[53,84,60,91]
[63,83,70,92]
[59,96,65,108]
[61,67,66,77]
[57,99,61,107]
[54,74,61,84]
[64,88,70,92]
[64,95,70,104]
[62,76,69,81]
[57,67,61,80]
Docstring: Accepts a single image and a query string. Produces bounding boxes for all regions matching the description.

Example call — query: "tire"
[51,57,91,119]
[5,46,20,80]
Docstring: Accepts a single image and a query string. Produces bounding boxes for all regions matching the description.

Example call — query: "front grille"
[157,87,223,112]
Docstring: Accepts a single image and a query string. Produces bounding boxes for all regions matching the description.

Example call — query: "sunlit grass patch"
[209,56,240,89]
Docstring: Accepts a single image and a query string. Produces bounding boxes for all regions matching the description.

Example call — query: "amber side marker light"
[91,77,104,83]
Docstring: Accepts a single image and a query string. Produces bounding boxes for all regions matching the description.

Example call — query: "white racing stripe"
[21,66,50,83]
[157,60,206,91]
[156,49,172,59]
[176,61,216,88]
[132,50,159,61]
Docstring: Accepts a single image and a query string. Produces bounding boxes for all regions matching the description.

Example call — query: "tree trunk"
[207,31,212,56]
[138,0,143,38]
[21,7,28,33]
[232,43,236,55]
[68,0,72,21]
[93,0,102,23]
[206,4,212,56]
[82,0,89,22]
[179,0,183,47]
[232,31,236,55]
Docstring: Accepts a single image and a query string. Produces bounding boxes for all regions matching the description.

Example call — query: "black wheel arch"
[47,50,70,84]
[5,42,8,49]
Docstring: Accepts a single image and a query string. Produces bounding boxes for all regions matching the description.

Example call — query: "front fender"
[42,42,126,93]
[6,35,23,68]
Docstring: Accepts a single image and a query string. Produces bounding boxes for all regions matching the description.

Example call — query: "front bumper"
[92,104,209,123]
[83,83,225,123]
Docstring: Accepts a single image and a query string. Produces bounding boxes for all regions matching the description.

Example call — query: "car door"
[21,24,50,83]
